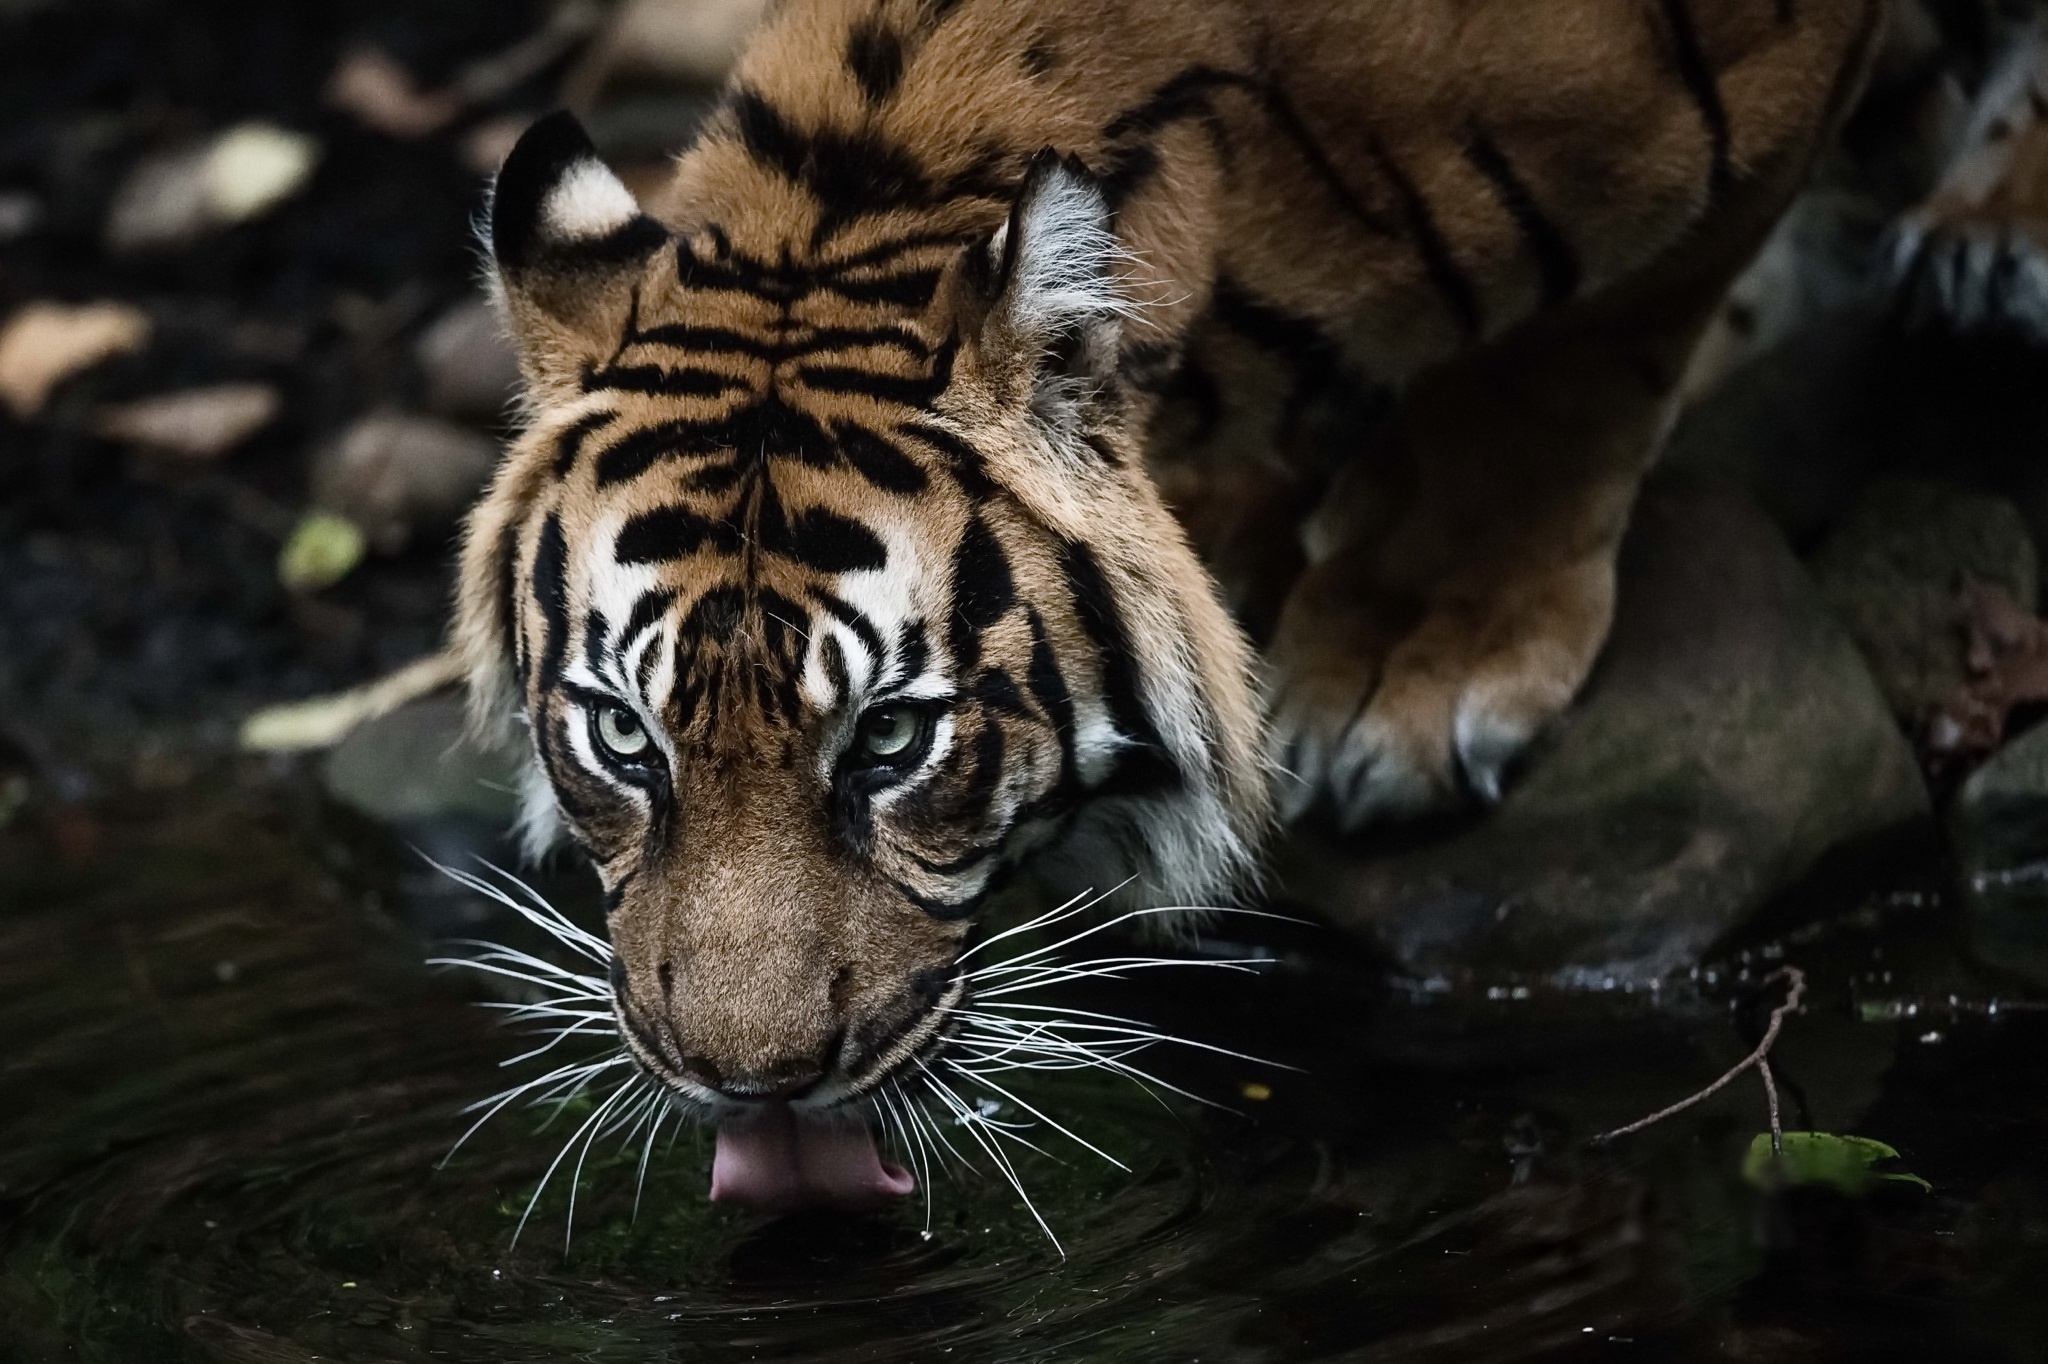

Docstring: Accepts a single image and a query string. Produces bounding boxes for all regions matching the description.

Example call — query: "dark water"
[3,782,2047,1364]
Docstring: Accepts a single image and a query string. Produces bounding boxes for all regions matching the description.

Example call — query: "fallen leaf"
[95,382,281,459]
[1742,1131,1930,1194]
[205,123,321,222]
[1924,581,2048,764]
[278,512,367,592]
[326,46,461,139]
[0,301,151,417]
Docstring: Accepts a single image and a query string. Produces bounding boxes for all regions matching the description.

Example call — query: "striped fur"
[456,0,1878,1102]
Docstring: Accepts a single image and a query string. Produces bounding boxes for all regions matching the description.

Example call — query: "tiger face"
[455,114,1267,1194]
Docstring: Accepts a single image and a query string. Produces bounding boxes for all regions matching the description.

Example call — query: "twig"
[1593,965,1805,1151]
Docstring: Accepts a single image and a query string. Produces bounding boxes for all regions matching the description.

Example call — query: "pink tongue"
[710,1105,915,1212]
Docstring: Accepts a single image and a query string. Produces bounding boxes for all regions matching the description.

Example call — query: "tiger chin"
[451,0,1881,1210]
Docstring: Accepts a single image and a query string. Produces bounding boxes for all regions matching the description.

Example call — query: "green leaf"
[1742,1131,1930,1194]
[278,512,365,591]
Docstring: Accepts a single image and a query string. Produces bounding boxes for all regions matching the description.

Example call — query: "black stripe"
[1055,540,1179,795]
[616,588,676,664]
[531,513,571,694]
[728,87,945,242]
[846,19,905,104]
[1462,128,1580,308]
[948,514,1014,674]
[948,716,1007,825]
[580,361,750,399]
[1100,66,1394,234]
[1369,138,1484,342]
[627,321,930,362]
[781,508,888,574]
[582,608,609,681]
[834,420,929,495]
[974,666,1027,716]
[615,506,742,565]
[1653,0,1733,201]
[1025,609,1077,779]
[593,420,703,488]
[895,619,930,684]
[552,410,616,479]
[810,587,886,666]
[900,421,996,499]
[821,633,851,708]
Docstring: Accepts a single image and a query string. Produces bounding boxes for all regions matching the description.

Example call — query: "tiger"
[454,0,1883,1210]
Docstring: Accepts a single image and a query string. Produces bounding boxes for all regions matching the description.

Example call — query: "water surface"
[4,781,2046,1362]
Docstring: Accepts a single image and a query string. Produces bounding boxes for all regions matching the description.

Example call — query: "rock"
[1662,306,1887,546]
[0,301,152,418]
[415,299,519,421]
[1808,477,2039,727]
[1952,720,2048,986]
[320,693,526,826]
[309,411,499,553]
[106,122,319,253]
[94,382,281,459]
[1279,476,1931,985]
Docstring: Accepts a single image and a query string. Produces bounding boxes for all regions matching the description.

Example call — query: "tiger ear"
[978,150,1127,424]
[489,111,670,402]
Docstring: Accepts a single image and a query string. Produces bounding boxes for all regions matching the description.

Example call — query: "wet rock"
[415,298,519,421]
[94,383,281,460]
[1952,720,2048,986]
[1808,477,2039,728]
[309,411,498,553]
[320,693,525,827]
[0,301,151,418]
[105,123,320,253]
[1280,476,1931,985]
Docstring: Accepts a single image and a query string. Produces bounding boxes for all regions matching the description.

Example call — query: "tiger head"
[454,113,1267,1202]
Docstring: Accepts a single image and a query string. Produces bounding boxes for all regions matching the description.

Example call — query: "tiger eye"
[595,704,651,759]
[857,705,923,760]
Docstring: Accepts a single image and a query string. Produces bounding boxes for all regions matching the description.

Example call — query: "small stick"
[1593,965,1805,1147]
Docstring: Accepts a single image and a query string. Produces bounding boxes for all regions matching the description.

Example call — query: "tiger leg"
[1269,201,1803,828]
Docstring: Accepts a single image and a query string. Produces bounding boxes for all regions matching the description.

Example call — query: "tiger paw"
[1267,555,1615,830]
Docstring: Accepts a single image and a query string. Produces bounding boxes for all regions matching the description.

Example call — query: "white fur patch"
[541,158,640,242]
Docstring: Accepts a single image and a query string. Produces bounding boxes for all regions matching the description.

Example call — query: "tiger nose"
[677,1035,841,1101]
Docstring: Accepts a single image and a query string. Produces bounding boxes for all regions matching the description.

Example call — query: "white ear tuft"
[994,151,1131,337]
[541,158,642,242]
